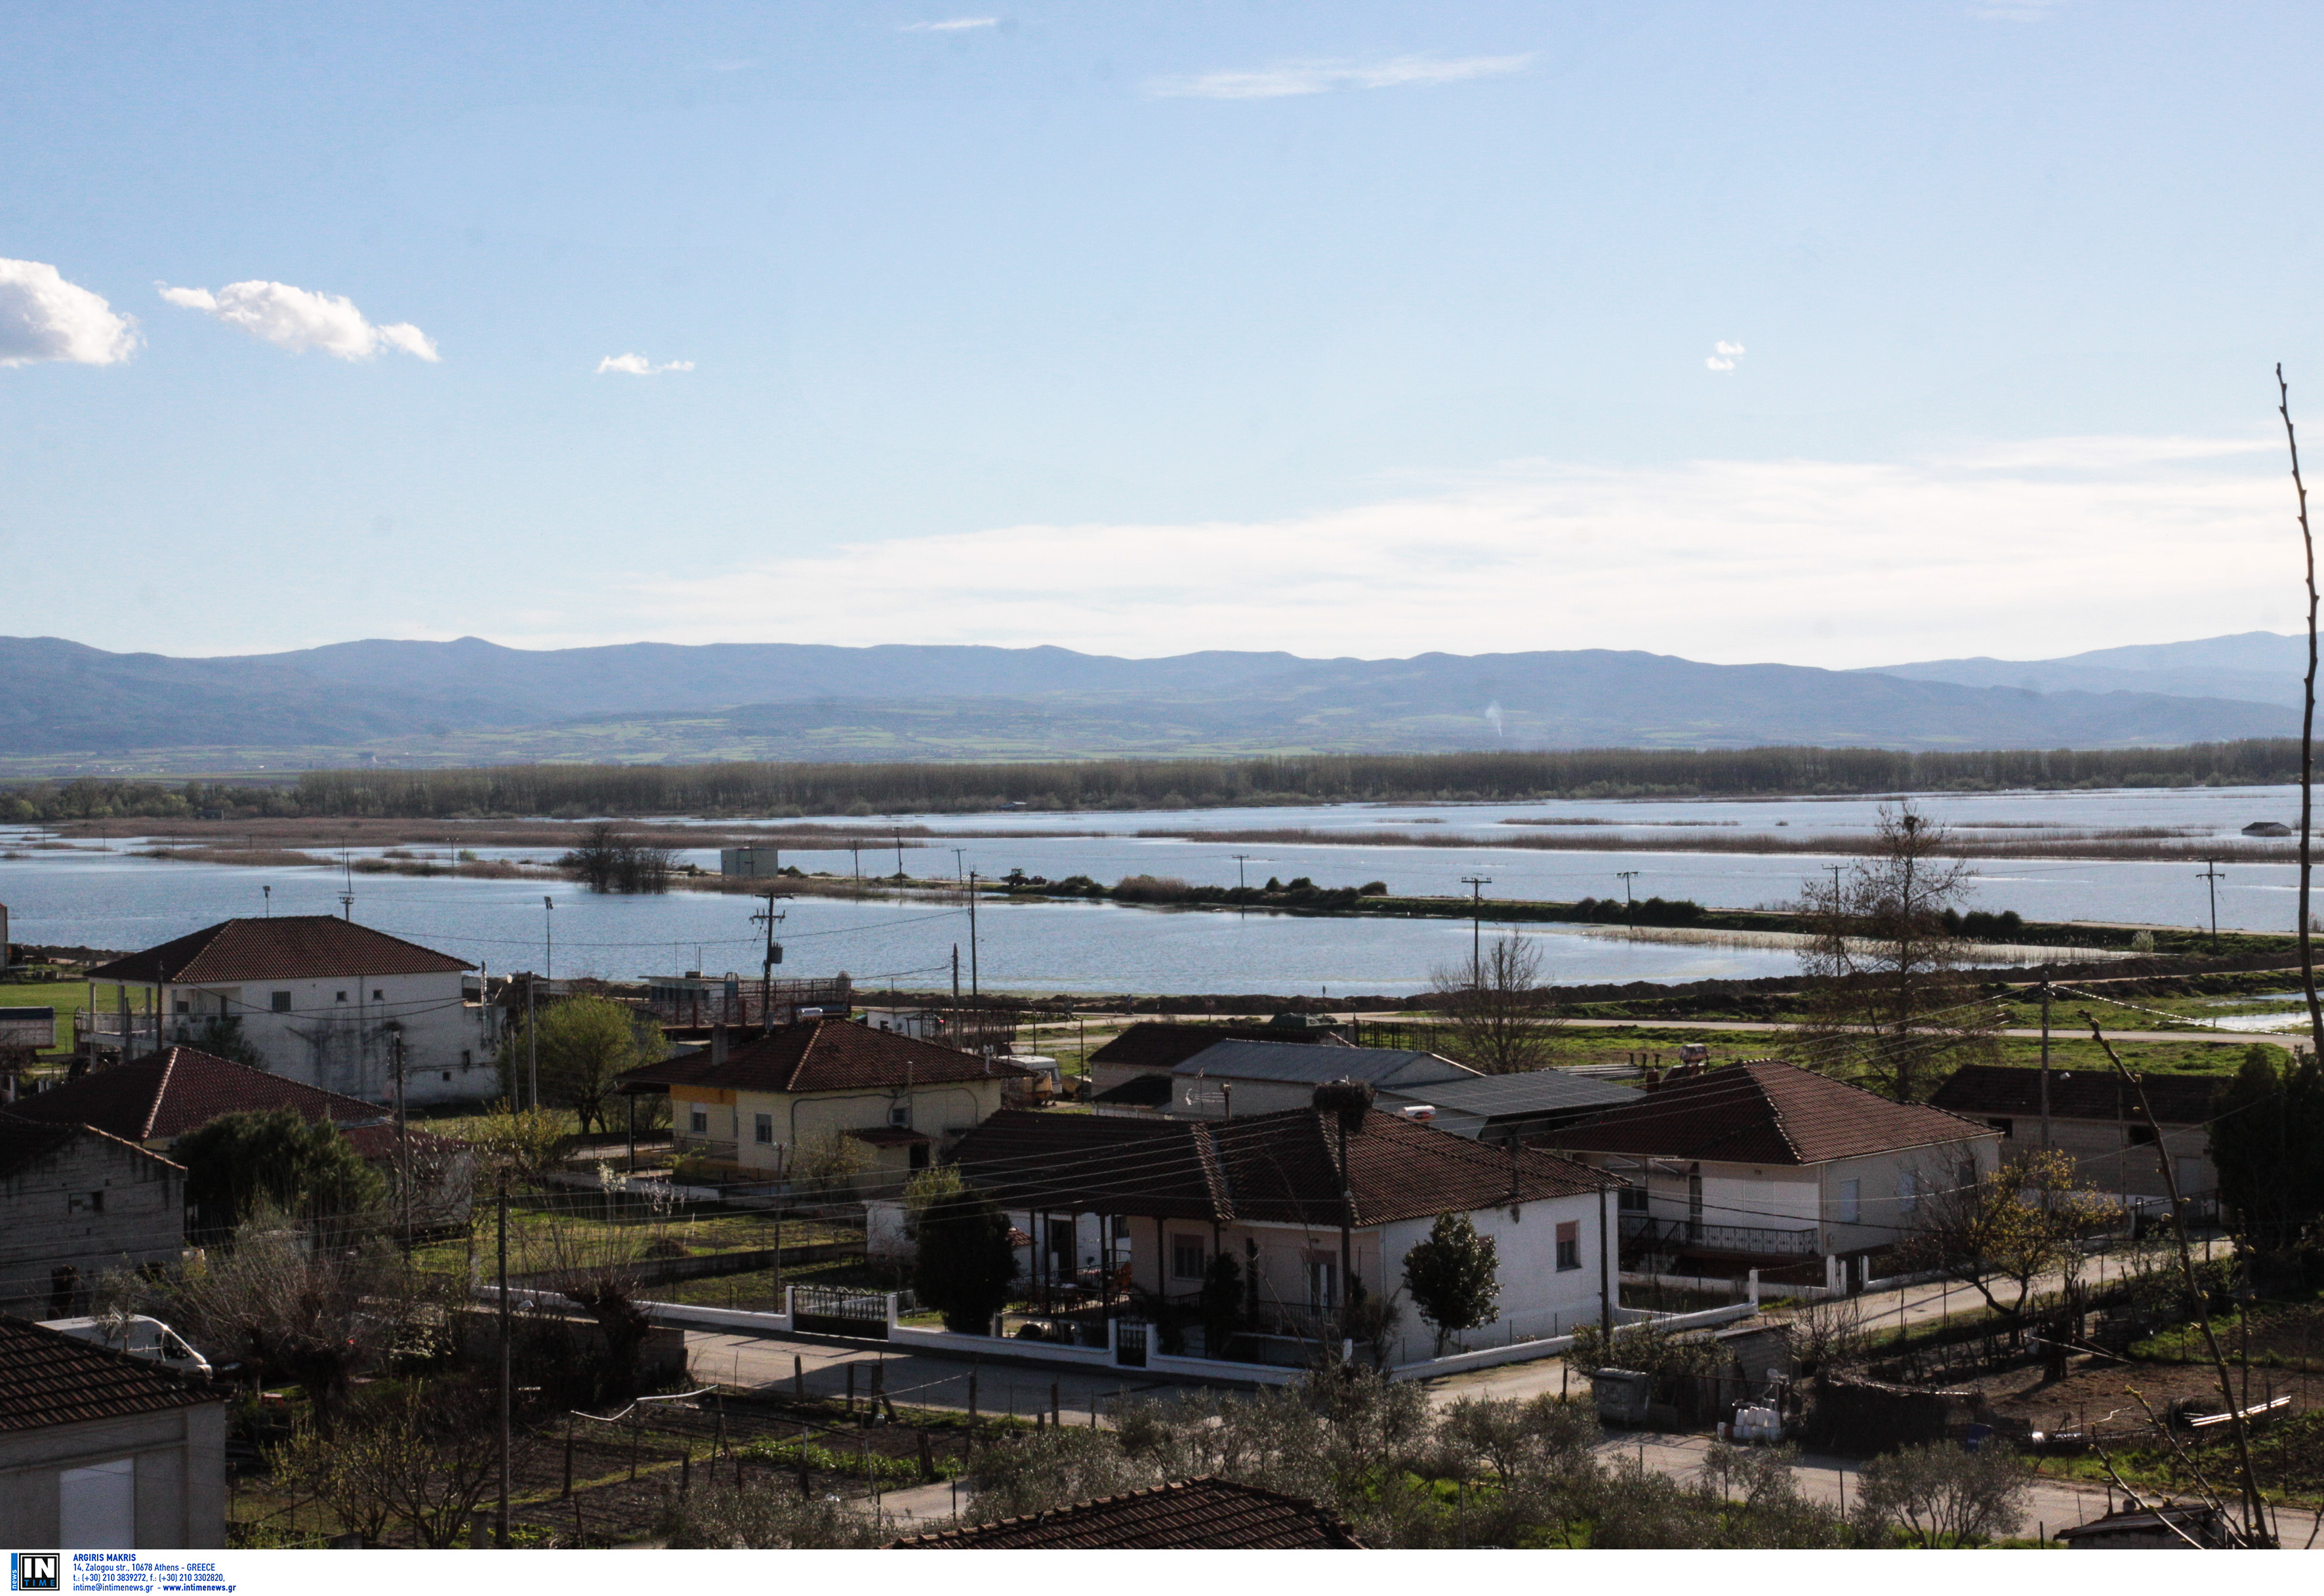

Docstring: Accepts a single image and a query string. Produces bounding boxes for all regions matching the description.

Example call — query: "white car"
[38,1315,213,1375]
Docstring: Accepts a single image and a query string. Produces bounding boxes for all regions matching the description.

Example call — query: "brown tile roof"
[1928,1064,2220,1126]
[7,1046,394,1144]
[1550,1059,1995,1167]
[952,1105,1614,1226]
[1089,1022,1339,1073]
[0,1315,224,1433]
[0,1113,182,1181]
[87,916,473,985]
[889,1477,1366,1549]
[619,1018,1032,1095]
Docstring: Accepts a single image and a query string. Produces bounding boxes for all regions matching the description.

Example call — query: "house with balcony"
[952,1102,1619,1364]
[1547,1059,2001,1277]
[78,918,495,1107]
[1926,1063,2218,1208]
[617,1017,1033,1188]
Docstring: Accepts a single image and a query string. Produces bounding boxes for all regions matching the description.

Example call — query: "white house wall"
[146,972,493,1107]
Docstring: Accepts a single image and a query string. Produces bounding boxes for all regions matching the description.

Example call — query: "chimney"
[712,1025,727,1068]
[1642,1068,1661,1093]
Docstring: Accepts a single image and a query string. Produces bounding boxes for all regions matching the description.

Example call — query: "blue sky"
[6,1,2323,667]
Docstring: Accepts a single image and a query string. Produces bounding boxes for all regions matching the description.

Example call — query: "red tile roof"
[8,1046,394,1144]
[952,1105,1614,1226]
[1929,1063,2218,1126]
[889,1477,1366,1549]
[1551,1059,1995,1166]
[0,1315,224,1433]
[87,916,473,985]
[619,1018,1032,1095]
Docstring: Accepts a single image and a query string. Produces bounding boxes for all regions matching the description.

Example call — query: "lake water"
[0,782,2313,994]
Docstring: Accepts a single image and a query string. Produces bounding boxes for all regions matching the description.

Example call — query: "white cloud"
[608,440,2296,669]
[1150,53,1533,100]
[899,16,998,31]
[596,354,695,375]
[0,258,140,367]
[1715,341,1745,356]
[157,279,439,361]
[1706,339,1745,371]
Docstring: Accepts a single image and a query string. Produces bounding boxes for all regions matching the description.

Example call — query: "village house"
[1084,1018,1347,1101]
[953,1102,1619,1365]
[0,1116,188,1322]
[7,1047,473,1232]
[1926,1063,2216,1207]
[1101,1036,1478,1122]
[1548,1059,2001,1280]
[0,1315,227,1548]
[78,917,495,1106]
[618,1017,1034,1189]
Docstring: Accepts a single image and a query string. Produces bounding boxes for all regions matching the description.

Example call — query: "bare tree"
[1427,933,1564,1074]
[1791,803,2000,1100]
[271,1382,510,1547]
[1893,1148,2116,1325]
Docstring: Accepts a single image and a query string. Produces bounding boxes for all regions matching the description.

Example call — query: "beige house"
[0,1316,227,1548]
[621,1018,1034,1189]
[1551,1059,2001,1274]
[1928,1064,2216,1203]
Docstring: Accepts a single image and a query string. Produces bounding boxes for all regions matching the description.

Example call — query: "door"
[1116,1320,1149,1368]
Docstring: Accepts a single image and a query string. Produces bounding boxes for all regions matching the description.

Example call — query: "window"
[1987,1117,2014,1139]
[1617,1183,1648,1213]
[1555,1219,1581,1271]
[1305,1256,1339,1309]
[460,1050,473,1068]
[1112,1215,1131,1240]
[1171,1237,1206,1281]
[373,989,384,1001]
[59,1457,135,1549]
[2127,1124,2158,1147]
[174,997,189,1013]
[888,1103,912,1128]
[272,991,293,1012]
[689,1107,708,1136]
[335,991,348,1003]
[69,1190,104,1215]
[754,1113,774,1145]
[908,1143,930,1172]
[1835,1178,1861,1225]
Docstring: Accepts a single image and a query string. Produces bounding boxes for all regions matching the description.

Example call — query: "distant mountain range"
[0,632,2304,773]
[1865,630,2306,708]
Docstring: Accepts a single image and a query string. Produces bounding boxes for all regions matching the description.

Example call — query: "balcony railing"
[674,1134,739,1162]
[1621,1212,1819,1258]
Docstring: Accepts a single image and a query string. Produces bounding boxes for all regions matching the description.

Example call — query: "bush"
[1853,1441,2031,1547]
[912,1187,1017,1333]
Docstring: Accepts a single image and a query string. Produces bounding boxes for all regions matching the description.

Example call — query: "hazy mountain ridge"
[0,633,2299,769]
[1865,630,2305,708]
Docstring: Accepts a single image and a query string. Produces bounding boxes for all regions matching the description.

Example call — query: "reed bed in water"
[1570,923,2134,962]
[1138,825,2298,865]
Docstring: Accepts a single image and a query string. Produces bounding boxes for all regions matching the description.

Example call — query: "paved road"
[682,1326,1183,1423]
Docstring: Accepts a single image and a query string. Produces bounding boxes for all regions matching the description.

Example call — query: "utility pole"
[849,842,861,892]
[1459,876,1492,974]
[340,853,355,921]
[262,884,270,916]
[950,945,961,1048]
[1616,870,1640,933]
[393,1031,409,1250]
[894,829,904,880]
[544,895,554,987]
[2039,966,2052,1149]
[967,872,981,1008]
[1233,855,1250,891]
[525,969,539,1112]
[496,1183,510,1547]
[1597,1180,1614,1351]
[2199,860,2225,952]
[752,891,786,1033]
